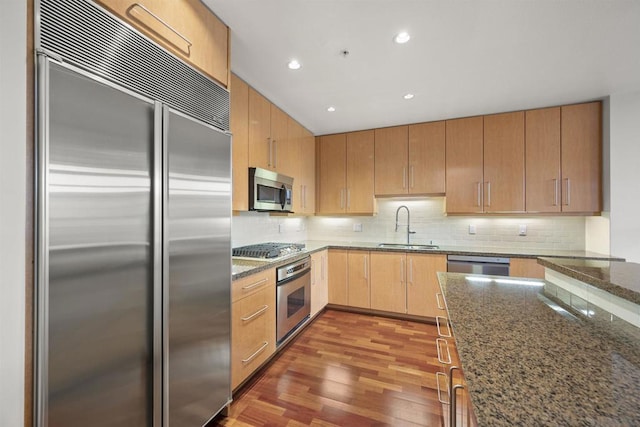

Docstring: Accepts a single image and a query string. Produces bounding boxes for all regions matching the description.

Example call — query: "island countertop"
[438,272,640,426]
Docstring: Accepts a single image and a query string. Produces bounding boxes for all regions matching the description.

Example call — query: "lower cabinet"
[370,251,447,316]
[327,249,370,308]
[510,258,545,279]
[310,250,328,316]
[231,270,276,390]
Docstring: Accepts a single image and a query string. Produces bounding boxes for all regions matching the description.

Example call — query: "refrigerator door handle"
[161,104,170,427]
[153,101,164,427]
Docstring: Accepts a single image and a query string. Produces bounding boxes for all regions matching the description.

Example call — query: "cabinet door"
[561,102,602,213]
[231,283,276,389]
[374,126,408,196]
[346,130,375,214]
[483,111,525,213]
[310,250,328,316]
[271,104,290,175]
[525,107,561,213]
[95,0,229,86]
[370,252,406,313]
[328,249,348,305]
[231,74,249,211]
[407,254,447,317]
[510,258,545,279]
[445,117,484,213]
[347,251,370,308]
[248,88,271,170]
[409,121,446,194]
[317,134,346,214]
[299,128,316,214]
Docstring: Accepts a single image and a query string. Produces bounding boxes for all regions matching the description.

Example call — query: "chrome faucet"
[395,205,416,245]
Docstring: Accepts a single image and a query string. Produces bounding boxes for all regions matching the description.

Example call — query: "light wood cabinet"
[270,105,291,175]
[510,258,545,279]
[560,102,602,213]
[317,131,375,214]
[370,252,407,313]
[525,107,562,213]
[445,117,484,214]
[231,270,276,389]
[231,73,249,211]
[408,121,446,194]
[328,249,348,305]
[290,120,315,215]
[374,126,409,195]
[406,254,447,317]
[526,102,601,213]
[374,123,446,196]
[347,251,370,308]
[483,111,525,213]
[248,88,272,170]
[310,250,328,316]
[95,0,229,86]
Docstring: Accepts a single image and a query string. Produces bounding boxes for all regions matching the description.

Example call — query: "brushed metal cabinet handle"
[553,178,558,206]
[410,165,415,189]
[486,181,491,207]
[436,292,445,310]
[436,372,450,405]
[402,167,407,189]
[241,304,269,321]
[436,338,452,365]
[242,278,268,290]
[476,182,482,207]
[273,139,278,168]
[242,341,269,363]
[436,316,452,337]
[267,137,272,167]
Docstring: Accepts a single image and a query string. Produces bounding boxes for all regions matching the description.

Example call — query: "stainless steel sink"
[377,243,440,250]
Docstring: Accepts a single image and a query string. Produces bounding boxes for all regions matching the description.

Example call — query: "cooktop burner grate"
[232,242,305,259]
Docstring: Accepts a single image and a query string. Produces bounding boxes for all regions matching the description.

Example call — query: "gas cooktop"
[232,242,305,259]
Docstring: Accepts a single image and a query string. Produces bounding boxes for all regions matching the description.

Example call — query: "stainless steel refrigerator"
[36,57,231,426]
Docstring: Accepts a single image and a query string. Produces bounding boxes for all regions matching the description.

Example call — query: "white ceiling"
[204,0,640,135]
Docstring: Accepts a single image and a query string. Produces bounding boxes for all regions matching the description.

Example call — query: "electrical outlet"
[469,224,476,235]
[278,224,283,233]
[353,223,363,232]
[519,224,527,236]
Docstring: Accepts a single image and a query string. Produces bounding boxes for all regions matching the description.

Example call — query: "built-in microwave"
[249,167,293,212]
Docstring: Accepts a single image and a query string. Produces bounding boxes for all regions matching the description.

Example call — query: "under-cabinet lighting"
[465,276,492,283]
[495,278,545,287]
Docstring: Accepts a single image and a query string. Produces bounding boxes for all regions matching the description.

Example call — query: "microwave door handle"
[280,184,286,209]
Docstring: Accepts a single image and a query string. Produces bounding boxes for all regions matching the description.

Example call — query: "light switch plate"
[353,223,363,232]
[469,224,476,235]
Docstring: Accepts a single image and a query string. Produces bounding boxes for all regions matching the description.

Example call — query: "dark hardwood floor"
[212,310,447,426]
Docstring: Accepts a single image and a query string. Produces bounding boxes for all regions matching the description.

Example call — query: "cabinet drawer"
[95,0,229,86]
[231,285,276,389]
[232,269,274,303]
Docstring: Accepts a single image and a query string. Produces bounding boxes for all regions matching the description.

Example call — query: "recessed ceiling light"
[327,106,336,112]
[394,32,411,44]
[288,59,301,70]
[403,93,415,100]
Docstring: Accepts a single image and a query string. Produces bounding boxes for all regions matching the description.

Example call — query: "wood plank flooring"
[210,310,448,426]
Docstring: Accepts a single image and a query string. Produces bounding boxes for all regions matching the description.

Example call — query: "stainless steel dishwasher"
[447,255,510,276]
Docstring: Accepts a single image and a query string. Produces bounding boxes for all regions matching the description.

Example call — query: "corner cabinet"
[94,0,229,87]
[231,270,276,390]
[317,131,375,214]
[374,122,445,196]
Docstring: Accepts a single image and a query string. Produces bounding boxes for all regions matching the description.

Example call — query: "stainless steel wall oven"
[276,256,311,344]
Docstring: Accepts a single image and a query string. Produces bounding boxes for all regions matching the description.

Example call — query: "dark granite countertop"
[232,240,621,280]
[438,272,640,426]
[538,257,640,305]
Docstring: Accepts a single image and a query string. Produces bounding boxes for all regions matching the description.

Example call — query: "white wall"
[0,2,27,426]
[232,211,308,247]
[609,90,640,262]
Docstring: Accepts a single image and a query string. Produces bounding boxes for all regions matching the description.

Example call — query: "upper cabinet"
[526,102,602,213]
[374,122,445,196]
[230,74,249,211]
[445,116,484,213]
[293,124,316,215]
[483,111,525,213]
[560,102,602,213]
[317,131,375,214]
[446,112,525,214]
[95,0,229,87]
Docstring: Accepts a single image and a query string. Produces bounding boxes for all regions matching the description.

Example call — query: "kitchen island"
[438,272,640,426]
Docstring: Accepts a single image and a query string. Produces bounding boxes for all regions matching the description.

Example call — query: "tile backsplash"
[232,198,586,251]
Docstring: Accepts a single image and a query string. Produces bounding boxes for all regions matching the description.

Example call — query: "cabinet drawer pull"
[242,278,268,290]
[131,3,193,51]
[242,341,269,364]
[241,304,269,321]
[436,293,445,310]
[436,338,452,365]
[436,372,450,405]
[273,139,278,168]
[486,181,491,207]
[476,182,482,207]
[402,167,407,189]
[564,178,571,206]
[436,316,452,337]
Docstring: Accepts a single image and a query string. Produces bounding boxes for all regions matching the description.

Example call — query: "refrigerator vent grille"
[38,0,230,131]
